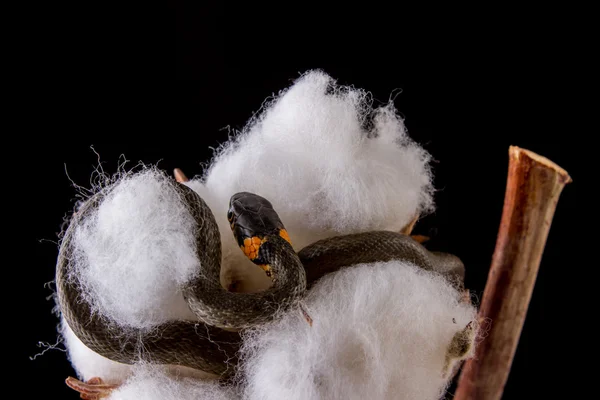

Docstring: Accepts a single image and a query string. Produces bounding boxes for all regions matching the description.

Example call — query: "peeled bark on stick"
[453,146,572,400]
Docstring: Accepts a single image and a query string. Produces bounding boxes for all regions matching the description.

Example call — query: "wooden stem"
[453,146,571,400]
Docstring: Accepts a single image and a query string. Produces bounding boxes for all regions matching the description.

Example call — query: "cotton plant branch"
[453,146,572,400]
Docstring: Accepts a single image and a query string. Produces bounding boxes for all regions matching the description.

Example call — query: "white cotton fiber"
[70,168,199,329]
[238,261,478,400]
[187,69,434,292]
[202,70,433,238]
[108,365,239,400]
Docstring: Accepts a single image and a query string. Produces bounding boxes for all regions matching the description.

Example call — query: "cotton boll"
[69,168,199,330]
[202,69,433,239]
[54,70,449,399]
[193,70,434,291]
[108,365,239,400]
[238,261,478,400]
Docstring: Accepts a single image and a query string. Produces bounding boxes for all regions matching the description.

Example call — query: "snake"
[56,180,465,377]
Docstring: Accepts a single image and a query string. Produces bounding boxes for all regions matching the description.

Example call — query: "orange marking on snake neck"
[279,229,292,245]
[258,264,272,277]
[242,236,262,260]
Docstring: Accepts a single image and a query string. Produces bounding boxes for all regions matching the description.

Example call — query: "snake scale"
[56,180,465,377]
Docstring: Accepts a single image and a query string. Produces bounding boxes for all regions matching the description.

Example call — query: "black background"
[16,4,584,399]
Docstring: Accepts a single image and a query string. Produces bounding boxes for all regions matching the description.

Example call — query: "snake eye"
[227,209,233,222]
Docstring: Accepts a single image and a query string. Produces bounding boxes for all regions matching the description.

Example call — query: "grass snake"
[56,180,465,377]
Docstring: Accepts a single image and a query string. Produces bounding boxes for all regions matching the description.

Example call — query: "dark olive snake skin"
[299,231,465,289]
[56,181,465,377]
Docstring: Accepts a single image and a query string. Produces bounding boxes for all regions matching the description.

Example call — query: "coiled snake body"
[56,181,464,376]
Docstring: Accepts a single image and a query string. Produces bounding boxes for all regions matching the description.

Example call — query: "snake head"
[228,192,292,264]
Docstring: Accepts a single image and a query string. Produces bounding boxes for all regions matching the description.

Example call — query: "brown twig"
[453,146,571,400]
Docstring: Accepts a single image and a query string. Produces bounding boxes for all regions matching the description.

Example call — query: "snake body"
[56,181,464,377]
[299,231,465,289]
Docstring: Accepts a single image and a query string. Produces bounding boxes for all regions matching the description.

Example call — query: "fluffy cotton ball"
[108,365,239,400]
[203,70,433,237]
[187,69,434,292]
[69,168,199,329]
[238,261,478,400]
